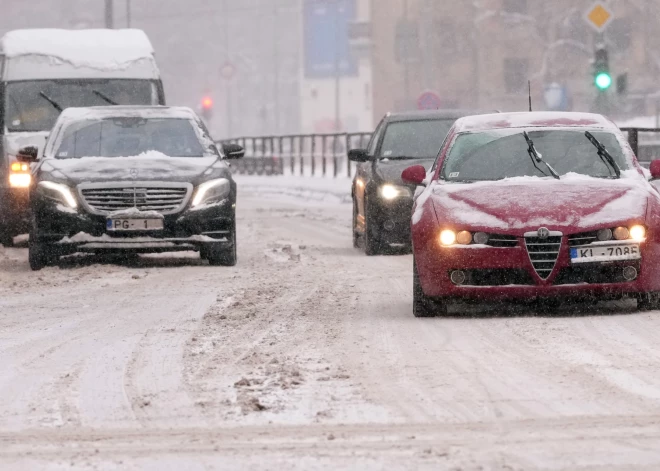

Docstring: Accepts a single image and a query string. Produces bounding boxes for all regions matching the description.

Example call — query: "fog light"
[630,225,646,241]
[450,270,466,285]
[613,226,630,240]
[439,230,456,246]
[597,228,613,241]
[456,231,472,245]
[623,266,638,281]
[383,220,395,231]
[473,232,489,245]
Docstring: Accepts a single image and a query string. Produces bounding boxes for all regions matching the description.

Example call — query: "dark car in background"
[17,106,244,270]
[348,110,480,255]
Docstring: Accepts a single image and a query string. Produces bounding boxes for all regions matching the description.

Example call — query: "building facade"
[371,0,660,122]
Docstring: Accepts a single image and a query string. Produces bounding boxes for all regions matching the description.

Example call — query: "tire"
[637,292,660,311]
[364,196,382,256]
[28,218,58,271]
[0,229,14,248]
[206,221,237,267]
[352,198,360,249]
[413,257,447,318]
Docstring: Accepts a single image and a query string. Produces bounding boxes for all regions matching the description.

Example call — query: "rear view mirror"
[650,160,660,180]
[348,148,370,162]
[222,143,245,159]
[401,165,427,186]
[16,146,39,162]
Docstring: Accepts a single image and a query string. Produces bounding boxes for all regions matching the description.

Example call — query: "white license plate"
[106,218,164,231]
[570,244,640,263]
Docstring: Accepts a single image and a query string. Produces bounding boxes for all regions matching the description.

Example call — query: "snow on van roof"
[0,29,154,70]
[58,106,197,122]
[454,112,619,133]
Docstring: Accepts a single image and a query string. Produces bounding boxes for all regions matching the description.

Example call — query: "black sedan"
[17,106,244,270]
[349,110,478,255]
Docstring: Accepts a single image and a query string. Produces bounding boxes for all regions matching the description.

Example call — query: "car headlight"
[192,178,230,207]
[38,181,78,208]
[9,173,31,188]
[439,229,457,246]
[380,184,412,200]
[630,225,646,241]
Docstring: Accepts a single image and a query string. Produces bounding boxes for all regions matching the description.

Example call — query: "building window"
[502,0,527,14]
[504,58,529,93]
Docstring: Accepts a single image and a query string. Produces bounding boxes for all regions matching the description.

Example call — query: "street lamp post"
[105,0,114,28]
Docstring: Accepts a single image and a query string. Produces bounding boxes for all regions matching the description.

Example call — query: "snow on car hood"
[3,132,50,160]
[375,158,434,184]
[431,172,655,232]
[39,153,220,185]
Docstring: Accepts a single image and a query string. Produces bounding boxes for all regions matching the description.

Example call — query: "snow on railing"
[217,132,372,178]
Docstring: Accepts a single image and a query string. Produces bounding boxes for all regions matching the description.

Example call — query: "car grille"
[486,234,519,248]
[524,235,562,279]
[80,185,190,215]
[568,231,598,247]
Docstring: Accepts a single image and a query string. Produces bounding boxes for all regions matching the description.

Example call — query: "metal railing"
[218,132,372,177]
[620,127,660,167]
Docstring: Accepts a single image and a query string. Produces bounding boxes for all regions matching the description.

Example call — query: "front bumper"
[33,199,235,253]
[371,198,414,245]
[416,239,660,301]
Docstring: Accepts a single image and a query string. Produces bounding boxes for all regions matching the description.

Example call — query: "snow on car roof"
[58,106,198,122]
[0,29,154,70]
[454,112,619,133]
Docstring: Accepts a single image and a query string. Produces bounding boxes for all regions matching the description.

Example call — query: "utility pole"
[105,0,114,29]
[126,0,131,28]
[224,0,232,137]
[273,3,280,134]
[402,0,410,108]
[334,0,342,132]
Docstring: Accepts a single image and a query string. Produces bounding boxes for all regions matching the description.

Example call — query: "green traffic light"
[595,72,612,90]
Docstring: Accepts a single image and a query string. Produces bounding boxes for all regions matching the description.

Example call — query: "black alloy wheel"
[352,198,360,249]
[206,219,237,267]
[28,219,58,271]
[363,195,383,256]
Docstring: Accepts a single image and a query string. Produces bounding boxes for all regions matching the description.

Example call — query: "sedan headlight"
[439,229,457,246]
[38,181,77,208]
[380,184,412,200]
[630,225,646,241]
[192,178,230,207]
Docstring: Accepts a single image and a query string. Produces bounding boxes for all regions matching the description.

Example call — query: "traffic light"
[593,47,612,91]
[200,95,213,120]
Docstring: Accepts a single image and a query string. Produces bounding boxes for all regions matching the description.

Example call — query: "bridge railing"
[218,132,372,177]
[620,127,660,168]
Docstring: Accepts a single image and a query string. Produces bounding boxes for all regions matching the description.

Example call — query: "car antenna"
[528,80,532,112]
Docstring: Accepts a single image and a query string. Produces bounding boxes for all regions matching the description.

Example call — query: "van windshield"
[5,79,158,132]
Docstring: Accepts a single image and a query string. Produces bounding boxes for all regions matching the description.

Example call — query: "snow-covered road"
[2,182,660,470]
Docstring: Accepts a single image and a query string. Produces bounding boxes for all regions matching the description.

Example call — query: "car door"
[355,119,386,223]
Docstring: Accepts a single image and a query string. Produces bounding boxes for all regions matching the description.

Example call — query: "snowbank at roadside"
[234,175,352,205]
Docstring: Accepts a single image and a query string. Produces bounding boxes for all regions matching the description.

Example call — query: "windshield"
[54,117,208,158]
[441,129,630,181]
[5,80,158,132]
[379,119,454,159]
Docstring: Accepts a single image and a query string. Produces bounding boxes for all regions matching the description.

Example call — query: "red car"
[402,111,660,317]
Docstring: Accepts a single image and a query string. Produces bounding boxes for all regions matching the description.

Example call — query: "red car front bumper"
[416,238,660,301]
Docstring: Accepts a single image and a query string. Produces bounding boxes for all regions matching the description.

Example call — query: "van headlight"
[38,181,77,208]
[192,178,230,207]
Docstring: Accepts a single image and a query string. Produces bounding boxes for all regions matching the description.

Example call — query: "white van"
[0,28,166,245]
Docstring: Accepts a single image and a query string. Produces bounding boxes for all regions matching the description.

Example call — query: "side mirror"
[401,165,427,186]
[650,160,660,180]
[222,143,245,159]
[16,146,39,163]
[348,148,370,162]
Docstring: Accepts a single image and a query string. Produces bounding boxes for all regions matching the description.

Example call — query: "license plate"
[106,218,164,231]
[570,244,640,263]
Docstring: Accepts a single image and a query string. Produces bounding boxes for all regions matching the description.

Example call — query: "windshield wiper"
[584,131,621,179]
[523,131,560,179]
[92,89,118,105]
[39,91,63,112]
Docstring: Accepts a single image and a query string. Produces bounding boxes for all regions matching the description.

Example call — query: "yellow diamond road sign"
[585,2,613,32]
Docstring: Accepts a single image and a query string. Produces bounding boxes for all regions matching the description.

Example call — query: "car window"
[379,119,455,159]
[367,120,386,156]
[54,117,209,158]
[441,129,629,181]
